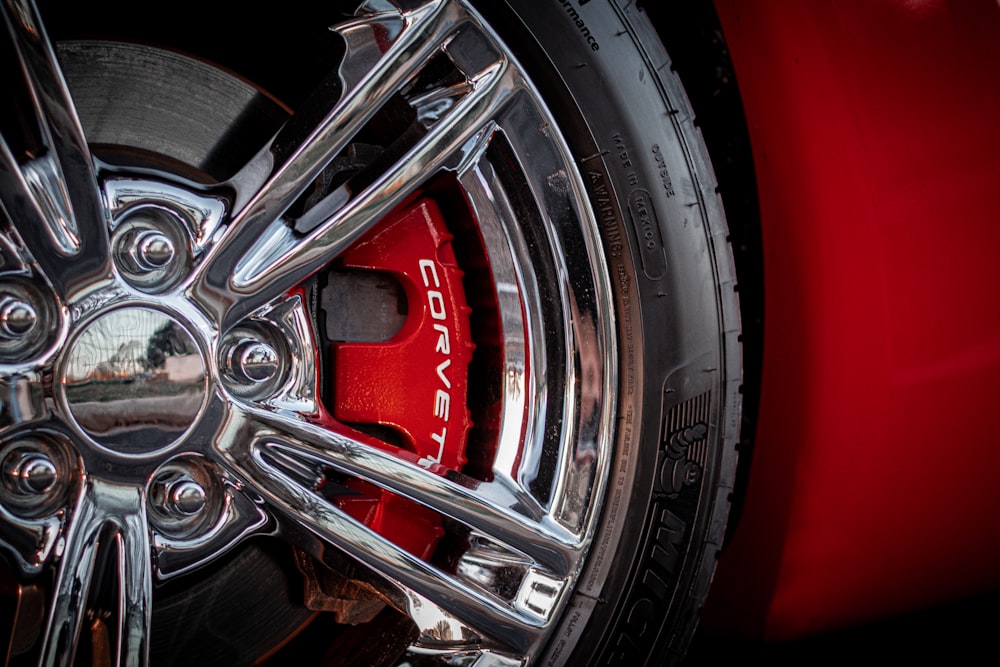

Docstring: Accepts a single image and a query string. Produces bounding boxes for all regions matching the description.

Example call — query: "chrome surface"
[39,478,152,667]
[131,231,174,270]
[0,0,111,303]
[0,435,71,523]
[61,307,206,452]
[112,206,195,293]
[192,1,513,330]
[218,317,296,403]
[166,479,206,515]
[0,296,37,339]
[224,338,280,385]
[0,279,55,361]
[147,458,223,540]
[4,451,57,494]
[0,0,616,664]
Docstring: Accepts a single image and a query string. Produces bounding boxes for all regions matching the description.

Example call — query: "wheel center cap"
[63,308,206,452]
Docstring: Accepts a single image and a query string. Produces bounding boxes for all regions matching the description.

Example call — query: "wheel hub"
[62,308,206,452]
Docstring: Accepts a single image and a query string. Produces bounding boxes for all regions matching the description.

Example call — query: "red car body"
[700,0,1000,642]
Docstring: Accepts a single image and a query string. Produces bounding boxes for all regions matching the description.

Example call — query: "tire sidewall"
[474,2,742,664]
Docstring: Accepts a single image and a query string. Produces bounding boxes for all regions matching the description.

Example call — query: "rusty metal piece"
[294,550,388,625]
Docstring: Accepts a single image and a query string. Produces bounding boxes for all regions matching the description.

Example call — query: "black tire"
[476,2,743,665]
[3,1,741,665]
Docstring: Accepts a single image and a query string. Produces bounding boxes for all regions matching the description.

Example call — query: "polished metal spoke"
[225,406,579,576]
[192,0,465,322]
[218,59,508,326]
[0,0,110,300]
[225,0,454,212]
[35,486,100,667]
[261,465,540,653]
[215,412,543,654]
[0,502,62,578]
[112,509,152,667]
[37,480,151,667]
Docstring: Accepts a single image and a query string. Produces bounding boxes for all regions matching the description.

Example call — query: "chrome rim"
[0,0,616,664]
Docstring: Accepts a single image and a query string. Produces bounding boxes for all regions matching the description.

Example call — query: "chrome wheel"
[0,0,617,664]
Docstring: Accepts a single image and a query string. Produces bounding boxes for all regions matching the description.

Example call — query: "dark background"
[684,589,1000,665]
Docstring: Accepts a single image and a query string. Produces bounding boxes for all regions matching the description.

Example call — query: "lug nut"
[4,451,57,495]
[153,475,208,519]
[220,327,288,399]
[229,340,280,384]
[168,479,207,516]
[237,341,279,383]
[112,210,189,293]
[0,280,52,360]
[0,441,68,517]
[149,461,221,538]
[130,230,175,271]
[0,297,37,339]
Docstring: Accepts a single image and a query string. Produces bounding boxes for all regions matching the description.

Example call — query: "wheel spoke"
[36,480,151,667]
[192,0,455,320]
[225,406,578,574]
[222,61,507,324]
[214,410,546,653]
[112,510,152,667]
[0,502,61,578]
[264,461,539,652]
[192,1,512,325]
[0,0,110,299]
[225,0,454,211]
[36,484,100,666]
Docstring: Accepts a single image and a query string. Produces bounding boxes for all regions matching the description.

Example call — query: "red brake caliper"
[330,198,474,559]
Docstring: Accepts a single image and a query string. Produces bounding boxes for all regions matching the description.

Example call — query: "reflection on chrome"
[62,308,205,451]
